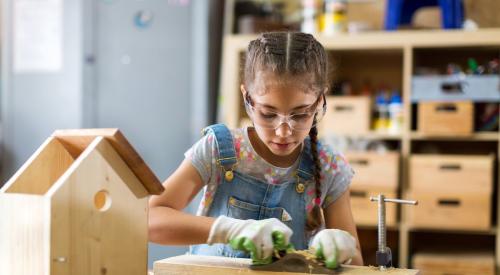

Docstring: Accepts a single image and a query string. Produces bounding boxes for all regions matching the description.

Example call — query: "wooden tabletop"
[154,255,420,275]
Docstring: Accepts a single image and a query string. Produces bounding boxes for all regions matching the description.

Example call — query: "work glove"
[207,215,294,264]
[310,229,357,269]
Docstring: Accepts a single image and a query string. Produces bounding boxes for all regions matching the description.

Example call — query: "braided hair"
[306,117,324,232]
[243,32,329,233]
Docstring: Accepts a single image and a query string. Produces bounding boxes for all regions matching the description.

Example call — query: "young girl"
[149,31,363,269]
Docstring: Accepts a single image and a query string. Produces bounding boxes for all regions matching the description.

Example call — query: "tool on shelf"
[370,194,418,271]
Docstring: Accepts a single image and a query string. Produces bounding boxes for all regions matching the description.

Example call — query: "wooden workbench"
[154,255,420,274]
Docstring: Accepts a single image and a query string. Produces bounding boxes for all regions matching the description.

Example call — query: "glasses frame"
[243,90,327,131]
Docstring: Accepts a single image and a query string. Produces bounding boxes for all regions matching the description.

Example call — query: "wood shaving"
[291,249,325,266]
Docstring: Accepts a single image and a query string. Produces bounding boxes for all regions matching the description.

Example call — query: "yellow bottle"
[323,0,347,35]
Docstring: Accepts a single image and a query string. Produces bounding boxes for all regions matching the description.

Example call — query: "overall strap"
[296,137,314,181]
[202,124,238,171]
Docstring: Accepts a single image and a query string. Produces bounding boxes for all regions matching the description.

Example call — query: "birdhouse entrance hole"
[94,190,112,211]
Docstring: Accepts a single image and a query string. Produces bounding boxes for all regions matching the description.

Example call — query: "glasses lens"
[245,94,326,131]
[249,107,316,130]
[252,108,282,129]
[288,112,315,130]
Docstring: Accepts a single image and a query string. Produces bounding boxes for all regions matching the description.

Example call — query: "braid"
[306,118,323,233]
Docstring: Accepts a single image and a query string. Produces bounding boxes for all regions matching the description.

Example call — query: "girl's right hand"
[207,216,294,264]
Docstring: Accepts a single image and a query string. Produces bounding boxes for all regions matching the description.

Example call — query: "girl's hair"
[244,32,328,233]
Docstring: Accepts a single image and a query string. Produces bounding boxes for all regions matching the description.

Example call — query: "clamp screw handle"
[370,194,417,271]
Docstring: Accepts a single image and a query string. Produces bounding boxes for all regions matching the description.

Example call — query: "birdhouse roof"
[52,129,164,195]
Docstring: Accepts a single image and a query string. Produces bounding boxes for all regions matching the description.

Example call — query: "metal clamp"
[370,194,418,271]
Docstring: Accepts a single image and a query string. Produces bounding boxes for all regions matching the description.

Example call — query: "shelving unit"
[218,29,500,270]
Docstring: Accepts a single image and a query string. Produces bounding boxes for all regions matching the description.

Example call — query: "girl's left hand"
[310,229,357,269]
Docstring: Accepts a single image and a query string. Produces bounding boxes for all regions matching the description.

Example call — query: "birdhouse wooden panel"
[0,129,164,275]
[153,255,420,274]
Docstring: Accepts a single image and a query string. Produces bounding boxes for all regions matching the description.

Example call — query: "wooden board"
[0,194,50,275]
[154,255,419,275]
[52,128,164,195]
[0,137,75,195]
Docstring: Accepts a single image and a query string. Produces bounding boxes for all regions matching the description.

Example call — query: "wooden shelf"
[322,132,403,141]
[222,29,500,52]
[408,226,498,236]
[410,132,499,141]
[357,224,400,231]
[324,131,499,141]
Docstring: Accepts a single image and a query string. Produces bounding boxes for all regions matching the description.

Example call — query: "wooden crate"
[412,252,495,275]
[410,154,494,193]
[406,189,491,231]
[350,187,397,227]
[417,101,474,135]
[346,151,400,190]
[320,96,371,136]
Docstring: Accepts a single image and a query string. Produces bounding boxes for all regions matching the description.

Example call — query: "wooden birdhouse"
[0,129,164,275]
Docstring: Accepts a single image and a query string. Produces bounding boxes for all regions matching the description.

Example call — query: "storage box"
[410,154,494,193]
[412,252,495,275]
[346,151,399,190]
[350,187,397,227]
[418,101,474,135]
[320,96,371,135]
[412,75,500,103]
[406,190,491,231]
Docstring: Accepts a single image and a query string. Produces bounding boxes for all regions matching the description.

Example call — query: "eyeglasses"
[243,91,326,131]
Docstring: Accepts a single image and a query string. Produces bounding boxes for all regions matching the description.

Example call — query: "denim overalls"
[190,124,315,258]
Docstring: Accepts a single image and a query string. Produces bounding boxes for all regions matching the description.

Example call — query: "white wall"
[1,0,209,269]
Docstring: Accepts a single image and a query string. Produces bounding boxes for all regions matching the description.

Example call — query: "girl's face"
[242,76,321,158]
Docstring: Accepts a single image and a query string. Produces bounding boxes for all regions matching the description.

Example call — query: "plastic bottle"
[373,92,389,132]
[388,91,404,134]
[301,0,319,34]
[323,0,347,35]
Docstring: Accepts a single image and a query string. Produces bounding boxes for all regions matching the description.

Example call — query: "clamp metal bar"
[370,194,418,271]
[370,197,418,205]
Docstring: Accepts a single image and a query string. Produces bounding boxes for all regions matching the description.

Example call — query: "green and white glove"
[310,229,357,269]
[207,216,293,264]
